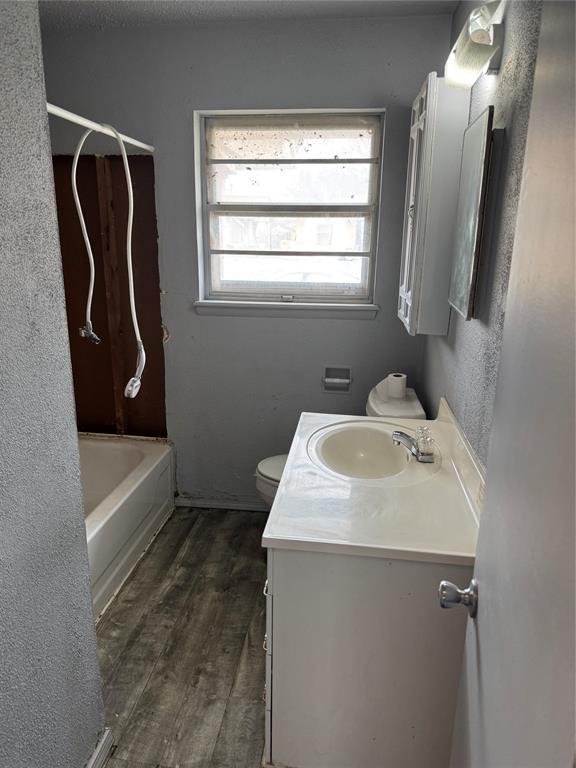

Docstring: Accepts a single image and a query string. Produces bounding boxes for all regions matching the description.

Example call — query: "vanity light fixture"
[445,1,504,88]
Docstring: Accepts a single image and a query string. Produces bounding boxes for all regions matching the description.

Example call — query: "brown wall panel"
[53,155,166,437]
[106,156,167,436]
[53,156,117,432]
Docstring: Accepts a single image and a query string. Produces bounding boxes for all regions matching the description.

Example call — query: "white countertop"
[262,409,479,566]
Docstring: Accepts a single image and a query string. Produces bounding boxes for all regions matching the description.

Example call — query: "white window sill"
[193,300,379,319]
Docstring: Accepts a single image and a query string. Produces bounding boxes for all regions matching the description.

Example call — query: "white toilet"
[255,454,289,508]
[255,375,425,508]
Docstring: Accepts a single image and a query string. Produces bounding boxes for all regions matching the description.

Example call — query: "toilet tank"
[366,376,426,419]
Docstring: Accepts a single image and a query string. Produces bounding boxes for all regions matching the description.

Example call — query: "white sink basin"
[307,420,410,480]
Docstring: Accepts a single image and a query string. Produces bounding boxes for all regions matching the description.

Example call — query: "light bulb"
[469,6,494,45]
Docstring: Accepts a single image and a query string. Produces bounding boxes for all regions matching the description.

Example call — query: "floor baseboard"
[85,727,113,768]
[174,496,269,512]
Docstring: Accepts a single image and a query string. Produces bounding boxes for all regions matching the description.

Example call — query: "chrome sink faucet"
[392,429,435,463]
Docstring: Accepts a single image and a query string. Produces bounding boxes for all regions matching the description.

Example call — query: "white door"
[448,4,575,767]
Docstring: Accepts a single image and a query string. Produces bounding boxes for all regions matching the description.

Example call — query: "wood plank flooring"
[99,508,268,768]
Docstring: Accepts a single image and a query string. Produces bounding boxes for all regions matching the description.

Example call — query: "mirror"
[449,106,494,320]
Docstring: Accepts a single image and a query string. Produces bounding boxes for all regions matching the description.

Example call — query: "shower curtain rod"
[47,102,155,153]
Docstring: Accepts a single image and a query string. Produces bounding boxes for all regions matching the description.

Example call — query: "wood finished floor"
[99,508,268,768]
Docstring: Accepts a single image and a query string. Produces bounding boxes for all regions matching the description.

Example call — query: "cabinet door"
[270,548,472,768]
[398,76,432,334]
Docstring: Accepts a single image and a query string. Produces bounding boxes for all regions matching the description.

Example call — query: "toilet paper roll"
[388,373,407,399]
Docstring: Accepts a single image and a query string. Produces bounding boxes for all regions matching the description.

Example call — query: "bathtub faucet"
[79,322,101,344]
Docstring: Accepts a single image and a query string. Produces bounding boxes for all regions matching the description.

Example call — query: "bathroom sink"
[307,420,410,480]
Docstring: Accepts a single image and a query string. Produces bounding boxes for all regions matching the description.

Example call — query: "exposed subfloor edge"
[85,727,113,768]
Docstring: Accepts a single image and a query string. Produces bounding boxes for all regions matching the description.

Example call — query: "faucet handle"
[419,436,434,455]
[416,426,434,456]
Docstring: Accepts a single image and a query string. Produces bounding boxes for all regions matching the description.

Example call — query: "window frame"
[193,108,386,315]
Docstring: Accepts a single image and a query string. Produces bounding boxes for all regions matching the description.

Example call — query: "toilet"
[255,375,425,508]
[255,454,289,508]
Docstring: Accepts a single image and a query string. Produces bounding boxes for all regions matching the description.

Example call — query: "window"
[195,111,385,308]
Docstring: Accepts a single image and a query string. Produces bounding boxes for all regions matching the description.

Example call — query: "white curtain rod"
[47,102,155,153]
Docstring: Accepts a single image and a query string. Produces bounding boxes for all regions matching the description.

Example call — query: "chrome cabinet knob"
[438,578,478,618]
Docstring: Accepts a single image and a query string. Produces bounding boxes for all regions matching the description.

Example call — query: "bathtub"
[78,434,175,618]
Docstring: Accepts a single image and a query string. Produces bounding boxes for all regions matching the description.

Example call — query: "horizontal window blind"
[197,112,384,304]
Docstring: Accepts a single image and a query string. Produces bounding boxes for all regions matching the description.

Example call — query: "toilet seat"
[256,454,288,508]
[257,454,288,483]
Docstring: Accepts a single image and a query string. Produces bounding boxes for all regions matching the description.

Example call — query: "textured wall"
[41,15,451,507]
[421,0,542,465]
[0,3,104,766]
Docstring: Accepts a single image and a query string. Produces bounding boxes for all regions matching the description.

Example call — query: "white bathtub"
[78,434,175,619]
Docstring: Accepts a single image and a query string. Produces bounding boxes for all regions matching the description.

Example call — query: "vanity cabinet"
[398,72,470,336]
[264,547,472,768]
[262,408,481,767]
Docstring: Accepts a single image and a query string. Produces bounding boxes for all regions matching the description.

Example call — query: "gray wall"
[0,3,104,766]
[421,0,542,465]
[41,14,452,507]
